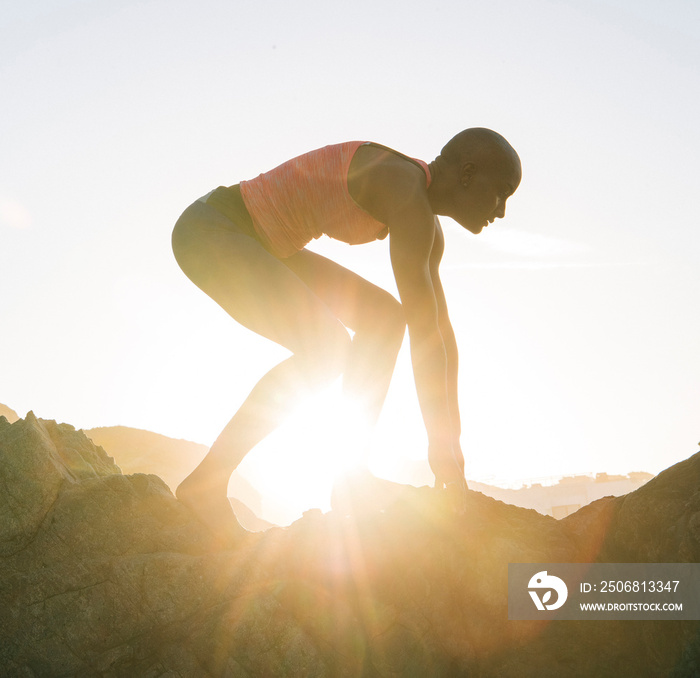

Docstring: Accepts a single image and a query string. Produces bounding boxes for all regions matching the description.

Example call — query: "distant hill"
[84,426,272,532]
[84,426,207,493]
[467,472,654,519]
[0,404,19,423]
[390,459,654,520]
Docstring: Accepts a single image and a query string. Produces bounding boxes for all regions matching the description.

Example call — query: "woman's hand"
[429,441,468,514]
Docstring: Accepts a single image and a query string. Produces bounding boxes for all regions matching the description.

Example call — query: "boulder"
[1,413,698,677]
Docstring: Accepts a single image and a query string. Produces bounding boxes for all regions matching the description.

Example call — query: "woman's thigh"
[172,202,348,355]
[281,248,404,334]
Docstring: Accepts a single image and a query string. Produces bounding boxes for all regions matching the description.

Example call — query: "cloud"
[0,196,32,230]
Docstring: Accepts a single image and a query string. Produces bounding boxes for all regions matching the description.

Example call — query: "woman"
[172,128,521,543]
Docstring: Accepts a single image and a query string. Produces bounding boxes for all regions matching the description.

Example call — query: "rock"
[0,411,121,555]
[1,414,699,677]
[82,425,271,530]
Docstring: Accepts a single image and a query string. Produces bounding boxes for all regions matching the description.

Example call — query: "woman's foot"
[176,462,248,548]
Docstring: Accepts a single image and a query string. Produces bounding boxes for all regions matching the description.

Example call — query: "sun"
[236,379,372,524]
[230,347,433,526]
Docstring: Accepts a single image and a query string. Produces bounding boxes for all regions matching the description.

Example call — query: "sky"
[2,0,699,524]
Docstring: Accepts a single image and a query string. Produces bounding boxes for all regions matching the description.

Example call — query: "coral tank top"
[239,141,431,258]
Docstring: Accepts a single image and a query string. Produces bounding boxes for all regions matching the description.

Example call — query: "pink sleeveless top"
[239,141,431,258]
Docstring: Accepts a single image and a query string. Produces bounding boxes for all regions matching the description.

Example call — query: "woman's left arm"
[429,219,464,475]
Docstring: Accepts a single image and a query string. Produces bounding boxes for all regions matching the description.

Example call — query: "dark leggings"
[171,194,351,359]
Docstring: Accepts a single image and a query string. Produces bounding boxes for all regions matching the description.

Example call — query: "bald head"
[437,127,520,173]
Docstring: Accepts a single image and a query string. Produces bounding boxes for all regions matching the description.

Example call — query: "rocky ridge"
[1,413,698,677]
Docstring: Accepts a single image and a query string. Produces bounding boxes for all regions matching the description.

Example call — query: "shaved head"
[438,127,520,171]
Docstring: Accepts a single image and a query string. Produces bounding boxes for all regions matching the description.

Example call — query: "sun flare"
[236,380,373,523]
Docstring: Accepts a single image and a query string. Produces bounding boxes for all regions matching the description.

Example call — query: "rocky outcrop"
[1,413,698,677]
[83,425,271,531]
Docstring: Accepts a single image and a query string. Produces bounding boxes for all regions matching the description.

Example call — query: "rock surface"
[1,413,698,677]
[83,425,271,531]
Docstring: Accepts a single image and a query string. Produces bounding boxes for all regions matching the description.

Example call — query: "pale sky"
[2,0,699,524]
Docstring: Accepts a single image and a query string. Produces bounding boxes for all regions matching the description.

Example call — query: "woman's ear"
[460,161,477,187]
